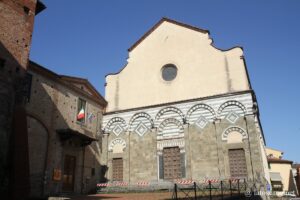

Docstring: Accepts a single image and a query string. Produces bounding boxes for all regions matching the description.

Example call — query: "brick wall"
[0,0,39,198]
[0,0,37,70]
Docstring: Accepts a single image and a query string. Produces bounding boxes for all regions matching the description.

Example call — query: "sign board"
[53,169,62,181]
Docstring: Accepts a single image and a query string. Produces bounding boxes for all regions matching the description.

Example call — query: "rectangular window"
[271,181,283,191]
[228,149,248,178]
[0,58,5,69]
[77,98,86,123]
[23,73,32,102]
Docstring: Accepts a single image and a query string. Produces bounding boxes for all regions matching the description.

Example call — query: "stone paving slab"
[65,192,173,200]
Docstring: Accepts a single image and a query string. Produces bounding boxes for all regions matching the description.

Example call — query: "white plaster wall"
[266,148,283,159]
[105,21,250,112]
[270,163,293,192]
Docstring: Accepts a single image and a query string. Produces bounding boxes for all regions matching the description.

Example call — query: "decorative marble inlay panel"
[157,138,185,152]
[226,111,239,123]
[135,122,148,136]
[112,124,124,136]
[195,115,208,129]
[222,126,248,141]
[108,138,126,153]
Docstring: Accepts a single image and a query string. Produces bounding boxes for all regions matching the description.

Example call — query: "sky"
[30,0,300,162]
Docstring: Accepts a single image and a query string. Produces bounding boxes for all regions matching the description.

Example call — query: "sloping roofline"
[28,60,107,106]
[128,17,210,52]
[105,17,246,78]
[60,75,107,104]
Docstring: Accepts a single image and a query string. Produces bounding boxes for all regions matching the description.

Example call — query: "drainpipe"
[42,127,50,197]
[81,146,85,194]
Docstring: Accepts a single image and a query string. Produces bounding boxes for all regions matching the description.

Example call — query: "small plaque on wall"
[53,169,62,181]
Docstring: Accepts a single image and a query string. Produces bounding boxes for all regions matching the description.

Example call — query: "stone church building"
[101,18,270,186]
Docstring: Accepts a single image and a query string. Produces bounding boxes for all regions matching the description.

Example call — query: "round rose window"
[162,64,177,81]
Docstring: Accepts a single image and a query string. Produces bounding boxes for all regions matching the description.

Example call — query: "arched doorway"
[26,115,48,198]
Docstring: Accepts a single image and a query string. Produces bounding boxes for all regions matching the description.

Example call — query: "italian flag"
[77,108,85,120]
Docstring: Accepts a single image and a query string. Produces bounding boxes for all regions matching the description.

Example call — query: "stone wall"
[102,91,269,188]
[25,66,105,197]
[0,0,40,198]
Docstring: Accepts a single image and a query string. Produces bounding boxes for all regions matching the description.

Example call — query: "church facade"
[101,18,269,186]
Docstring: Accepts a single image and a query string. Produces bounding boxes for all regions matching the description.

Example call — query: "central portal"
[163,146,181,180]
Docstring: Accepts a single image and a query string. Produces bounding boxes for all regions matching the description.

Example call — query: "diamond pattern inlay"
[195,116,208,129]
[135,122,148,136]
[112,124,123,136]
[226,111,239,123]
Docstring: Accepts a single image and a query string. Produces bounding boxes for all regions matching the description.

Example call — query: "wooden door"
[228,149,247,178]
[163,147,181,180]
[112,158,123,181]
[62,155,76,191]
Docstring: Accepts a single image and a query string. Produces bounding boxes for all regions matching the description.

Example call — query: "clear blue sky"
[30,0,300,162]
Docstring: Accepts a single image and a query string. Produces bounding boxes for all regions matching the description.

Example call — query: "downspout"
[81,146,86,194]
[42,127,50,197]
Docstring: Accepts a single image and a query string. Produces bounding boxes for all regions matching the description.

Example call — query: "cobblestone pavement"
[68,192,173,200]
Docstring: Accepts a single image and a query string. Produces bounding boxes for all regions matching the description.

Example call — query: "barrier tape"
[136,181,150,186]
[97,183,110,187]
[97,179,243,187]
[175,179,194,185]
[203,179,219,183]
[229,179,241,183]
[115,182,128,186]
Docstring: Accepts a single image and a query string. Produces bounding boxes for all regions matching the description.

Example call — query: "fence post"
[229,180,232,197]
[221,180,224,200]
[238,179,240,196]
[174,183,178,200]
[209,181,212,200]
[194,182,197,200]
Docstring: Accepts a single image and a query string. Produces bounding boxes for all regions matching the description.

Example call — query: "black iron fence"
[172,179,262,200]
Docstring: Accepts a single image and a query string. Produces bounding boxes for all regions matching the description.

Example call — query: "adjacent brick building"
[0,0,45,198]
[293,164,300,196]
[25,61,106,197]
